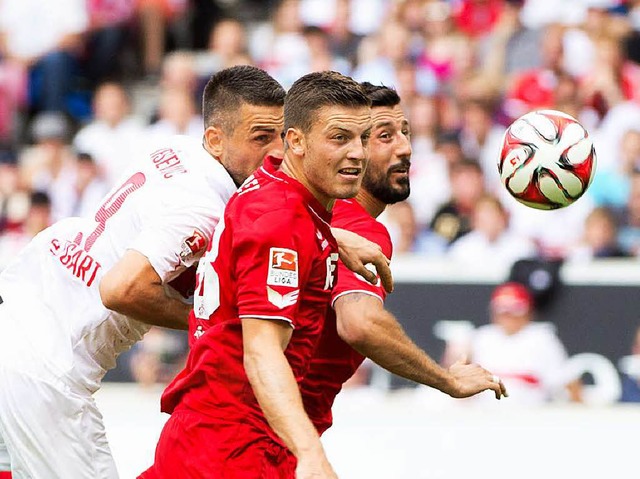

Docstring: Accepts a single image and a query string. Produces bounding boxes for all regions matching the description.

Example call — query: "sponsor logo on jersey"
[267,248,298,287]
[266,286,299,309]
[50,239,102,287]
[179,229,208,263]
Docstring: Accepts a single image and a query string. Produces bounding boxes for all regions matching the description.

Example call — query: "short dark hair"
[360,82,401,108]
[202,65,285,132]
[284,71,371,133]
[30,191,51,207]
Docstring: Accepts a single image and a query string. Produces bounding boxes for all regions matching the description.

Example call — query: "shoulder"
[333,200,393,256]
[229,183,309,233]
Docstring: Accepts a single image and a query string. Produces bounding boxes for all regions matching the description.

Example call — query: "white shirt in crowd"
[0,0,88,59]
[471,322,572,406]
[74,116,147,188]
[448,230,537,267]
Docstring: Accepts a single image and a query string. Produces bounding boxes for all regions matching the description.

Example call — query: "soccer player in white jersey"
[0,66,287,479]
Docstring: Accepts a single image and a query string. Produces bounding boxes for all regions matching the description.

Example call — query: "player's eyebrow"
[373,120,394,129]
[250,125,279,133]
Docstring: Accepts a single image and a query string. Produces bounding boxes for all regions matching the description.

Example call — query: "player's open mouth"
[338,168,362,177]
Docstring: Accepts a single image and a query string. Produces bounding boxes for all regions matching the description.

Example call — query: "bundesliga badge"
[267,247,299,287]
[179,229,208,263]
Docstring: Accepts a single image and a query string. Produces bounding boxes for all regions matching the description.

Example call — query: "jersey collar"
[261,155,332,226]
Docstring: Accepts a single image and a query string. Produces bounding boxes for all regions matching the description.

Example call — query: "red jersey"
[160,157,339,445]
[300,199,392,435]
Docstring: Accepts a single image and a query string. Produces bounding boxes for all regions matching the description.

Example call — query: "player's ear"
[204,125,225,158]
[285,128,305,156]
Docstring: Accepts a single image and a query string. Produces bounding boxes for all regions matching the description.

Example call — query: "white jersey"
[471,322,570,406]
[0,136,236,393]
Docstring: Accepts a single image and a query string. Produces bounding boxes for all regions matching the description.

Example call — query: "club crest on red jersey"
[180,229,208,263]
[267,247,298,287]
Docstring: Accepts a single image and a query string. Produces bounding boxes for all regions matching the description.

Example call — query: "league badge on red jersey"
[267,247,298,287]
[179,229,208,263]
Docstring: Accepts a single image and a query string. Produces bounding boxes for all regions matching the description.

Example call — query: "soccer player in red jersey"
[139,72,373,479]
[301,83,508,437]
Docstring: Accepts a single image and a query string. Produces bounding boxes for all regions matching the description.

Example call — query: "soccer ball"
[498,110,597,210]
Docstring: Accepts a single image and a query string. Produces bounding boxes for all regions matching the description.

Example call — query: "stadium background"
[1,0,639,477]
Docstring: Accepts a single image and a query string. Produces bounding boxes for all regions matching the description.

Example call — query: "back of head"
[360,82,401,109]
[202,65,285,133]
[284,71,371,134]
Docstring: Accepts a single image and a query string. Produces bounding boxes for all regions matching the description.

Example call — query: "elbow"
[99,274,135,314]
[336,311,378,351]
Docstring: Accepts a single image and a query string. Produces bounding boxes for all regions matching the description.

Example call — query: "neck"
[203,142,242,187]
[281,153,334,211]
[355,188,385,218]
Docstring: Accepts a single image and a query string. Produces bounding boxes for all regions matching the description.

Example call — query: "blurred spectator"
[0,191,51,271]
[448,194,538,266]
[504,23,566,121]
[353,21,433,92]
[273,25,352,87]
[406,96,452,227]
[129,327,188,387]
[428,159,485,246]
[0,60,27,142]
[619,324,640,403]
[479,0,542,81]
[0,146,29,233]
[301,26,351,74]
[504,189,595,259]
[453,0,504,38]
[0,0,88,116]
[618,168,640,255]
[418,1,472,84]
[84,0,136,86]
[146,88,203,144]
[327,0,363,68]
[379,201,418,254]
[588,127,640,208]
[253,0,308,87]
[458,98,505,192]
[136,0,189,77]
[159,51,199,101]
[193,19,252,82]
[462,282,582,406]
[73,82,146,187]
[19,112,78,221]
[580,34,640,118]
[567,206,630,261]
[70,152,109,218]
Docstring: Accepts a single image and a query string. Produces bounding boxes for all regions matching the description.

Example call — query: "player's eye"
[254,134,274,144]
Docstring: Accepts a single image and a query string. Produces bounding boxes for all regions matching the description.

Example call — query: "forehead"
[371,104,406,126]
[235,103,284,131]
[316,105,371,131]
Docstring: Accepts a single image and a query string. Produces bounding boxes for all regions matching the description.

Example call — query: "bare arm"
[331,227,393,293]
[242,318,337,479]
[334,293,507,399]
[99,250,190,330]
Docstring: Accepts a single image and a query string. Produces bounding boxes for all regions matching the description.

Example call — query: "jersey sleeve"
[128,190,225,283]
[331,220,393,306]
[233,207,312,327]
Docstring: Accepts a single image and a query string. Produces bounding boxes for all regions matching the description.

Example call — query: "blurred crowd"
[2,0,640,394]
